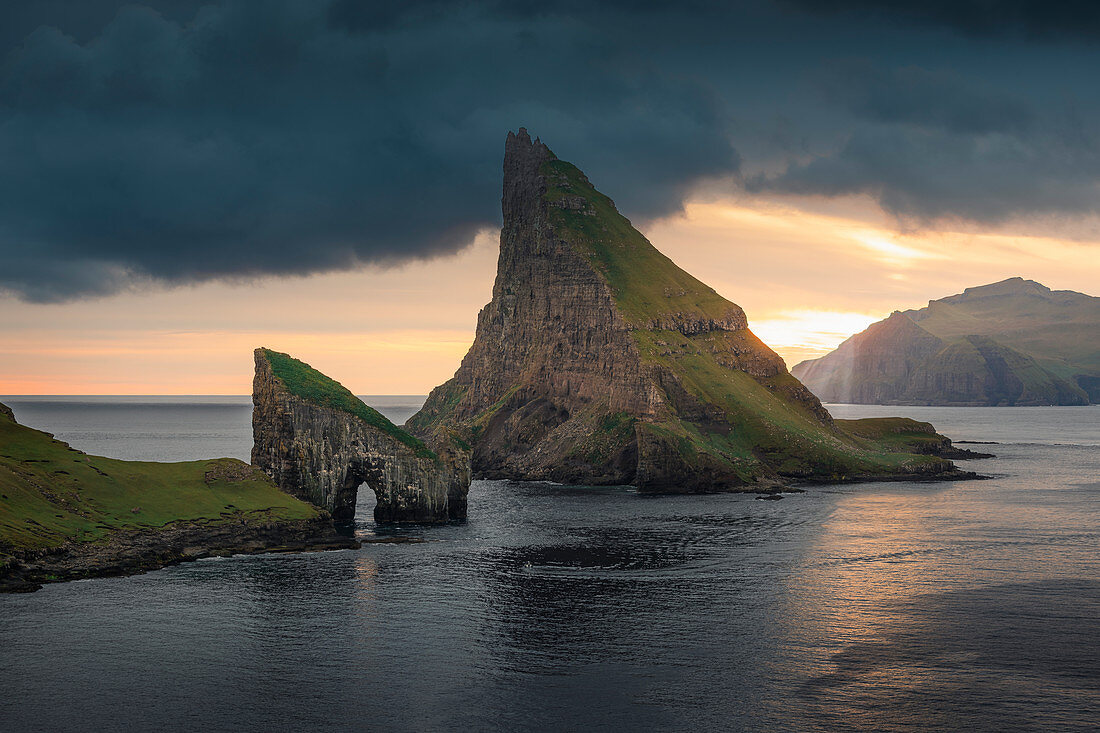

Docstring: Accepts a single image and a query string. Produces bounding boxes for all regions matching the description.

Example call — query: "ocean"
[2,397,1098,732]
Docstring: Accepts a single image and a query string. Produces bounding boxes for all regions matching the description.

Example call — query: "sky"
[2,0,1100,394]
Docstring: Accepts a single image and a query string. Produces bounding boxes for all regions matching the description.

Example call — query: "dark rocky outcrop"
[3,515,352,593]
[406,129,973,491]
[793,279,1098,406]
[251,349,470,523]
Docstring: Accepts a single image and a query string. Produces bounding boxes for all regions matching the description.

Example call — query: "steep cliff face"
[793,279,1095,406]
[252,349,470,523]
[406,129,968,490]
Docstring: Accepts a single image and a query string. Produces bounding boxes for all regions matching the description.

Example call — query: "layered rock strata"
[252,349,470,523]
[406,129,972,490]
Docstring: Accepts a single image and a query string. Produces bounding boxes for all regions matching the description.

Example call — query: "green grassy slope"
[541,157,956,482]
[906,278,1100,383]
[259,348,435,459]
[630,330,949,481]
[794,278,1098,405]
[543,158,738,326]
[920,336,1086,405]
[0,407,320,553]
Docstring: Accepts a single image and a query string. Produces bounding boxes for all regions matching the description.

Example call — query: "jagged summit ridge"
[405,130,969,490]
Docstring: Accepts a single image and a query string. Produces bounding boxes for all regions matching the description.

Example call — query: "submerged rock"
[251,348,470,523]
[406,129,973,491]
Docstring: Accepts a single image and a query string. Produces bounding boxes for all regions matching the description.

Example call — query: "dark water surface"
[2,398,1099,732]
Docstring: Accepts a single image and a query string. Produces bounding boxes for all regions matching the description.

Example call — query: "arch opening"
[332,459,385,527]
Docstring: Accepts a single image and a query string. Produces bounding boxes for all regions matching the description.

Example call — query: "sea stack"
[252,349,471,523]
[406,129,973,490]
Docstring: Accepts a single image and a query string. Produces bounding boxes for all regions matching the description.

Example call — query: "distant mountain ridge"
[793,278,1100,406]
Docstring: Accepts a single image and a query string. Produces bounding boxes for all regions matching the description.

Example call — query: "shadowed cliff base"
[251,348,471,524]
[406,129,980,492]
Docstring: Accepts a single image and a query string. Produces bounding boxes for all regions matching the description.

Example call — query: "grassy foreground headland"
[0,402,356,593]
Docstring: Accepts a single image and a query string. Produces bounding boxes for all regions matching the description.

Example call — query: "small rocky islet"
[0,129,988,592]
[251,347,470,524]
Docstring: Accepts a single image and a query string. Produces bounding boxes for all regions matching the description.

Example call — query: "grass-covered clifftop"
[408,129,977,490]
[0,402,355,592]
[0,404,321,555]
[542,157,739,326]
[258,348,435,459]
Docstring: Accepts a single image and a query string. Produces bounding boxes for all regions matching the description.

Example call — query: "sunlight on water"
[1,400,1098,731]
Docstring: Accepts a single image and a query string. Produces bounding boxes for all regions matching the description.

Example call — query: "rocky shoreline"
[1,513,358,593]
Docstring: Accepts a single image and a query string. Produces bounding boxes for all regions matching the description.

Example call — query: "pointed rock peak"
[504,127,554,173]
[407,130,965,492]
[513,134,747,331]
[502,128,556,223]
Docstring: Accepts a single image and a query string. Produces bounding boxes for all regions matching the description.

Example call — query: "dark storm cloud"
[750,55,1100,223]
[0,0,738,301]
[747,124,1100,223]
[813,62,1035,136]
[2,0,1100,301]
[781,0,1100,40]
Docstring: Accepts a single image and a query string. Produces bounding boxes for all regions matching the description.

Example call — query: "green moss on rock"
[258,348,435,459]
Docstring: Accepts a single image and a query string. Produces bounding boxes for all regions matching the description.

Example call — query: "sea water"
[1,397,1098,732]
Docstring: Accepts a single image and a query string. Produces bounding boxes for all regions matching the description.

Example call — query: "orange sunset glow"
[3,195,1097,395]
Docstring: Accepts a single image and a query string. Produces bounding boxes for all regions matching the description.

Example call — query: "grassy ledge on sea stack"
[258,348,436,460]
[542,156,737,326]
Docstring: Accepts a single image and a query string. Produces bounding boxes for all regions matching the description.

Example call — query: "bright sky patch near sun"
[3,194,1099,395]
[5,1,1100,395]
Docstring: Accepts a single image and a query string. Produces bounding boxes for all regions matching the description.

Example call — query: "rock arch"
[251,348,470,524]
